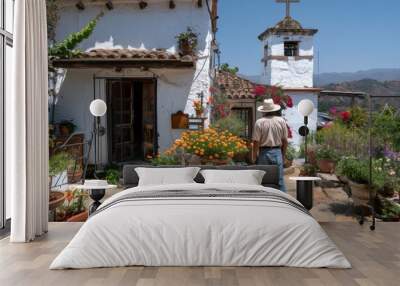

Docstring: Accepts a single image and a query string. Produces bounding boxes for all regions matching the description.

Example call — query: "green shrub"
[316,147,339,161]
[211,114,246,137]
[286,144,297,161]
[105,168,120,185]
[379,198,400,220]
[336,156,369,184]
[49,152,73,176]
[151,154,180,166]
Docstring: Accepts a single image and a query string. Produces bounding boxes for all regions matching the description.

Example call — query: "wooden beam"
[105,1,114,10]
[139,1,148,9]
[75,1,85,10]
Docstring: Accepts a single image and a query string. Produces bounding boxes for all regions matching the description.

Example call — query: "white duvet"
[50,183,351,269]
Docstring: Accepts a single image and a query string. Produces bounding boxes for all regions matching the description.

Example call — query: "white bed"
[50,183,351,269]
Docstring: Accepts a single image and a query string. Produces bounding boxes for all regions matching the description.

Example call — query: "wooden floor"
[0,222,399,286]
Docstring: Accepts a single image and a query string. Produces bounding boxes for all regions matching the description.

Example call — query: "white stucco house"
[259,13,320,147]
[52,0,218,165]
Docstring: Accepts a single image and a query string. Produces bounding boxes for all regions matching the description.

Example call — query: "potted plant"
[299,163,317,177]
[336,156,370,202]
[193,99,204,117]
[316,147,339,173]
[176,27,198,55]
[58,120,76,137]
[56,188,89,222]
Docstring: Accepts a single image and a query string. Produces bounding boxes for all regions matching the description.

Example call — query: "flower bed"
[151,128,249,166]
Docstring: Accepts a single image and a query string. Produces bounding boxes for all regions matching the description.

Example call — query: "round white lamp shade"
[298,99,315,117]
[90,99,107,117]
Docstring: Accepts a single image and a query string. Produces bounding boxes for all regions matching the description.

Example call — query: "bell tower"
[259,0,318,88]
[258,0,320,147]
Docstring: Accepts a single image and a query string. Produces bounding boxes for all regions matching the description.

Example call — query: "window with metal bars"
[284,41,299,57]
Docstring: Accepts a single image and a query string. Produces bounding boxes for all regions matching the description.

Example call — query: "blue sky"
[217,0,400,75]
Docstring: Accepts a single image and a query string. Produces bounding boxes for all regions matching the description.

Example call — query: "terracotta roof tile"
[216,71,258,100]
[76,48,193,61]
[52,48,196,69]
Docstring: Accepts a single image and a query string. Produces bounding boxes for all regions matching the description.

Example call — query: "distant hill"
[315,68,400,86]
[320,79,400,111]
[322,79,400,97]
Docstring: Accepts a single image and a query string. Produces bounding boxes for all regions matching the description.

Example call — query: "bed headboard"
[122,165,280,189]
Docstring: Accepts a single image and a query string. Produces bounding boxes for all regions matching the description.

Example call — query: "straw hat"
[257,99,281,113]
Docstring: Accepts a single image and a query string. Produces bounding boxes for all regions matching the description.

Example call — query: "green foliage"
[300,163,317,176]
[316,147,339,161]
[175,27,198,52]
[211,114,246,137]
[349,106,368,128]
[49,152,73,176]
[151,154,180,166]
[105,168,120,185]
[316,123,368,158]
[336,156,369,184]
[49,12,104,58]
[379,197,400,220]
[286,144,297,161]
[372,105,400,151]
[220,63,239,75]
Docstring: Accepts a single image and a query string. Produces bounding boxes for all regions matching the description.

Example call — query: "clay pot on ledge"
[49,191,65,211]
[179,39,193,56]
[195,109,203,118]
[317,159,336,174]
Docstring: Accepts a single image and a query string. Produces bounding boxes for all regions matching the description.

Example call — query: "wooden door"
[107,80,135,163]
[142,80,157,158]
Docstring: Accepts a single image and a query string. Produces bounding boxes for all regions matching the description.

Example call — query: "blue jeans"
[257,148,286,192]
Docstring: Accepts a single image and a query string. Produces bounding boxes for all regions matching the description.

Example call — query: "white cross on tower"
[276,0,300,18]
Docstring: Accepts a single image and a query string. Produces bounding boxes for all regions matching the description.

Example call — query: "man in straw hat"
[252,99,288,192]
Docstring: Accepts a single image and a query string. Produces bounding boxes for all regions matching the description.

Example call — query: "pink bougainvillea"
[252,84,293,110]
[252,85,267,97]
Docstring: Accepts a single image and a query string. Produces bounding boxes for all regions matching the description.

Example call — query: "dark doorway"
[106,78,157,164]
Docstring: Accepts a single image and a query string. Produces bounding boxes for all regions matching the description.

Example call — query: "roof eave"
[51,58,196,69]
[258,28,319,41]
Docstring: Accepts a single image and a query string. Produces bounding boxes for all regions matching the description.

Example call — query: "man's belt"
[260,146,281,150]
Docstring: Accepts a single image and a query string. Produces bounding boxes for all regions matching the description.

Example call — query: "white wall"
[54,1,212,162]
[262,35,314,88]
[56,1,210,54]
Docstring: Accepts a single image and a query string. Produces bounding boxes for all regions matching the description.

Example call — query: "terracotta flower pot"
[49,191,65,211]
[195,109,203,117]
[179,39,193,55]
[317,159,336,174]
[67,211,88,222]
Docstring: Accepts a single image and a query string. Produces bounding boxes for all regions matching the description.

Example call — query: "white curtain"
[7,0,49,242]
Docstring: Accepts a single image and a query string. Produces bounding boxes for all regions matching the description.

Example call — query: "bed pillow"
[135,167,201,186]
[200,170,266,185]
